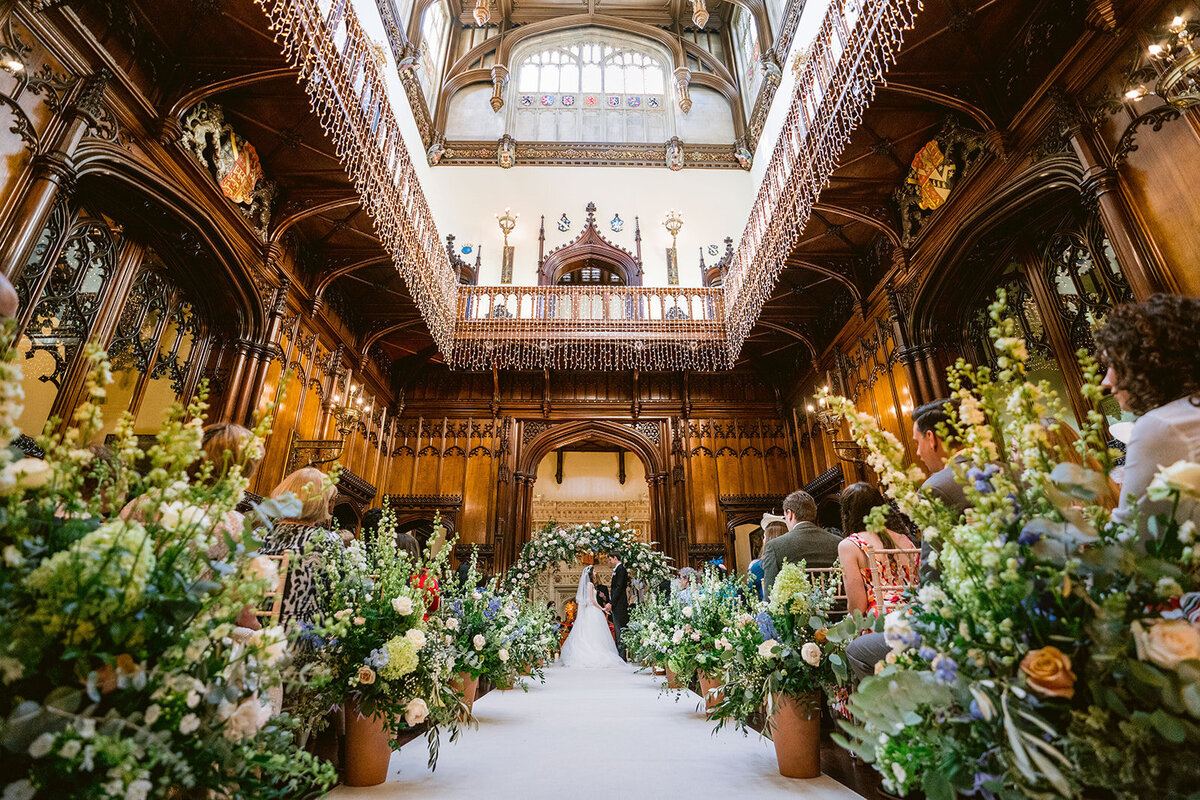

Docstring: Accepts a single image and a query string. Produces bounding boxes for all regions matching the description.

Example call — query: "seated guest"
[748,516,788,600]
[1096,294,1200,533]
[836,482,919,617]
[910,398,971,583]
[359,507,385,544]
[846,401,977,681]
[761,490,841,595]
[257,467,341,629]
[396,531,421,564]
[818,497,844,538]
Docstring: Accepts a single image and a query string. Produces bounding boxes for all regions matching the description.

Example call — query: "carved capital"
[31,151,75,188]
[158,115,184,147]
[309,293,324,316]
[1085,0,1121,32]
[72,68,111,123]
[1080,164,1119,202]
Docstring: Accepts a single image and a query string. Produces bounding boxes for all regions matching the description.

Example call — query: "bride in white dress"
[559,566,626,668]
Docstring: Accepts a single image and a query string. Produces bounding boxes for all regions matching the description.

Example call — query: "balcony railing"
[257,0,920,371]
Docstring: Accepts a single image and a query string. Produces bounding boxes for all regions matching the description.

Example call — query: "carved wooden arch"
[719,0,774,57]
[781,258,863,307]
[71,142,265,341]
[268,196,361,247]
[517,419,664,477]
[539,209,643,286]
[875,82,998,132]
[313,255,394,299]
[909,155,1086,338]
[166,68,298,121]
[753,321,817,360]
[360,318,426,354]
[812,202,903,251]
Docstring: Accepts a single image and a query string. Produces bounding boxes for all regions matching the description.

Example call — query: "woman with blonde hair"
[257,467,342,628]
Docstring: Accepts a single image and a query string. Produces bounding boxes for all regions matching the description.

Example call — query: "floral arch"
[504,517,672,593]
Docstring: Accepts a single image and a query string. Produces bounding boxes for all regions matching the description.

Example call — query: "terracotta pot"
[697,672,724,714]
[651,664,666,676]
[769,692,822,779]
[451,672,479,712]
[343,696,393,787]
[665,667,685,689]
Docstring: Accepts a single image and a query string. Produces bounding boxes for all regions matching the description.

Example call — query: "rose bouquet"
[709,561,847,733]
[298,508,463,769]
[0,337,335,799]
[661,568,744,690]
[827,294,1200,799]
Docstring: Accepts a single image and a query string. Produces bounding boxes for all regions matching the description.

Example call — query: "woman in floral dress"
[836,482,919,618]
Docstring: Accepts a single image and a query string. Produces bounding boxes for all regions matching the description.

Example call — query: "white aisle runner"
[330,664,866,800]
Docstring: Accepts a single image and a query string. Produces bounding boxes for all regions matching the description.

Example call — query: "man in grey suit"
[761,490,842,596]
[846,399,974,681]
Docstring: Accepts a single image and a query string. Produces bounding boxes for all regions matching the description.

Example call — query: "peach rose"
[357,666,377,685]
[1132,619,1200,670]
[814,628,828,644]
[1018,646,1076,699]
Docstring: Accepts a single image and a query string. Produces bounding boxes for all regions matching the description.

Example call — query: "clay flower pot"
[665,667,685,689]
[343,696,393,787]
[697,671,724,714]
[451,672,479,712]
[769,692,822,779]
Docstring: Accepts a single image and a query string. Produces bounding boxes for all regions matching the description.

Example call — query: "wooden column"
[2,71,110,281]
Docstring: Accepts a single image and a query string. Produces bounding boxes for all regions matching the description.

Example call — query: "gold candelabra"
[495,207,518,246]
[662,209,684,248]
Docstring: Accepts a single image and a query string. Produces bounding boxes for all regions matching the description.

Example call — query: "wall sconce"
[331,385,366,439]
[662,208,684,248]
[495,207,518,246]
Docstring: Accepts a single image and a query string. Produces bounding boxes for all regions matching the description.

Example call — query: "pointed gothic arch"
[539,203,643,286]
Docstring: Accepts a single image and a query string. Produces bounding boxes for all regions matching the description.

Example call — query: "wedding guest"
[1096,293,1200,533]
[836,482,919,617]
[359,507,385,544]
[748,516,788,600]
[761,490,841,595]
[911,398,971,583]
[257,467,341,629]
[396,531,421,563]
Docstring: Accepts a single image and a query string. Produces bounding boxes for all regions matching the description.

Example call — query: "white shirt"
[1114,396,1200,532]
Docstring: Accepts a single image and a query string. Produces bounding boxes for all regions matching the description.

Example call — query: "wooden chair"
[805,566,848,619]
[864,544,921,614]
[254,551,291,626]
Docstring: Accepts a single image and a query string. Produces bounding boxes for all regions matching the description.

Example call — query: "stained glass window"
[511,35,670,143]
[731,7,761,120]
[417,1,450,108]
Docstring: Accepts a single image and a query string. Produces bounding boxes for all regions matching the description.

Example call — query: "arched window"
[509,33,673,143]
[417,1,450,108]
[730,7,761,119]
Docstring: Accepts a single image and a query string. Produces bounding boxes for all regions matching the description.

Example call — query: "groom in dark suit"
[604,554,629,660]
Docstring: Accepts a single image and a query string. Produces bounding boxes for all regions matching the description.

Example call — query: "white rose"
[0,458,51,495]
[884,610,918,654]
[498,648,510,662]
[392,596,415,616]
[473,634,486,650]
[446,617,459,630]
[125,779,152,800]
[224,698,272,741]
[681,606,693,618]
[158,501,211,532]
[404,698,430,726]
[2,780,36,800]
[2,545,22,567]
[757,639,779,659]
[801,642,822,666]
[179,713,201,734]
[28,732,55,759]
[406,628,427,649]
[1148,460,1200,499]
[671,629,685,644]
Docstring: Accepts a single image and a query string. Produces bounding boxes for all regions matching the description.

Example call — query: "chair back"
[255,552,291,626]
[864,543,920,614]
[805,566,848,619]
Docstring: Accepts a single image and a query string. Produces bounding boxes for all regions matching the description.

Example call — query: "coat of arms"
[217,134,263,205]
[907,139,956,211]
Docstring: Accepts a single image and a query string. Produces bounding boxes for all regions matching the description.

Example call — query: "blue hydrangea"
[484,598,502,619]
[366,646,390,669]
[918,646,937,661]
[932,654,958,683]
[755,611,778,641]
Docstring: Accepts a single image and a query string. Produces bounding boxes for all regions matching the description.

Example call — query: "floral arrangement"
[504,518,671,593]
[621,591,675,667]
[826,293,1200,799]
[297,506,464,769]
[660,568,743,683]
[710,562,847,732]
[0,336,335,799]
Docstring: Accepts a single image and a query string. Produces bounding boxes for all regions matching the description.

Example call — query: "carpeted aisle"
[329,664,866,800]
